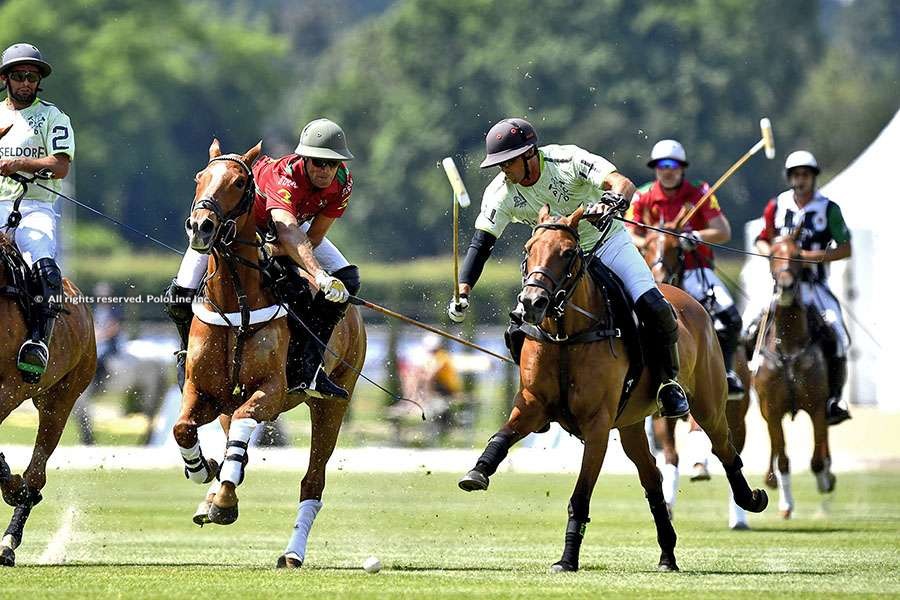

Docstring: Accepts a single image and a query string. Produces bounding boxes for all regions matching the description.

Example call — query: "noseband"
[522,222,585,316]
[191,154,256,247]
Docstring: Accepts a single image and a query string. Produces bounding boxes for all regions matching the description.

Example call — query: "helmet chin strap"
[521,147,537,183]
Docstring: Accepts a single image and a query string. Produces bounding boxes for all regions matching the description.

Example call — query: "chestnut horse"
[642,218,753,528]
[459,206,767,572]
[0,235,96,566]
[753,234,834,519]
[172,140,366,568]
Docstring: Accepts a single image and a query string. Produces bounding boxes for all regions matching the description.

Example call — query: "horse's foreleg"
[551,415,611,574]
[764,413,794,518]
[811,405,836,494]
[458,391,546,492]
[173,385,220,485]
[620,421,678,571]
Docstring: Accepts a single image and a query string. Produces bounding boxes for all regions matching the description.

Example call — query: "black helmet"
[480,118,538,168]
[0,43,52,78]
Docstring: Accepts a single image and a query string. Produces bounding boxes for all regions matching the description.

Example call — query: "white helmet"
[784,150,819,175]
[647,139,688,168]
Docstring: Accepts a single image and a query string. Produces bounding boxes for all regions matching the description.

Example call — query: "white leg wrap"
[1,533,18,551]
[686,429,711,469]
[219,418,257,486]
[179,442,212,484]
[774,461,794,513]
[285,499,323,562]
[728,491,748,529]
[661,462,680,507]
[206,479,221,497]
[815,458,833,494]
[175,248,210,289]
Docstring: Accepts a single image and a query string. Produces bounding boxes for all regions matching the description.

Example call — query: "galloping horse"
[0,189,96,566]
[172,140,366,568]
[642,218,753,528]
[459,206,767,572]
[754,234,834,518]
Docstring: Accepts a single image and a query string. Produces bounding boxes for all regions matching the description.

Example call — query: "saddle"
[0,241,37,326]
[505,258,645,419]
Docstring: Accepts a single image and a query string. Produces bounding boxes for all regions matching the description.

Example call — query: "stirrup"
[657,379,689,419]
[289,364,348,399]
[17,340,49,383]
[726,370,744,401]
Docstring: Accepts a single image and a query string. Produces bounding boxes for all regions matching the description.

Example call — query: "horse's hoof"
[690,464,711,482]
[817,473,836,494]
[550,560,577,573]
[740,489,768,513]
[458,470,489,492]
[0,546,14,567]
[207,502,239,525]
[276,553,303,569]
[657,552,679,572]
[193,500,212,526]
[203,459,220,485]
[730,521,750,531]
[764,473,777,490]
[780,508,792,520]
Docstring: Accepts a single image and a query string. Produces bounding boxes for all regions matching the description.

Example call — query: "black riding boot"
[715,306,744,400]
[162,279,196,391]
[288,296,349,399]
[287,265,360,400]
[825,355,851,426]
[635,289,689,419]
[17,258,63,383]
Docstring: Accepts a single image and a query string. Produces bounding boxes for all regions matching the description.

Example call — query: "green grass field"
[2,469,898,598]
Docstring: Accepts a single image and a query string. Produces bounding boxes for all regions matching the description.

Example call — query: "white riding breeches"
[681,267,735,313]
[801,281,850,356]
[592,229,657,302]
[0,201,58,267]
[175,221,350,289]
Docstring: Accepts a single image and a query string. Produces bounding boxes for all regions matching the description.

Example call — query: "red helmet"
[480,118,538,168]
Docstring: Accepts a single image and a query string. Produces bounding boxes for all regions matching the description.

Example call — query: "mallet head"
[442,157,471,208]
[760,118,775,160]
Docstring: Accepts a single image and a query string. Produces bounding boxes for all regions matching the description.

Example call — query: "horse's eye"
[562,248,576,259]
[234,177,246,189]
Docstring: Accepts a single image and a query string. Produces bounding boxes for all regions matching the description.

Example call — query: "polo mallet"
[442,157,471,304]
[749,301,771,376]
[676,118,776,229]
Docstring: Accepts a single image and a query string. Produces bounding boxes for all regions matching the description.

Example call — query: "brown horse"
[0,239,96,566]
[171,140,366,568]
[753,235,833,519]
[459,206,766,572]
[641,218,752,528]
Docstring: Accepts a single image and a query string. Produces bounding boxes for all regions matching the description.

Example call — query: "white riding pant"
[175,221,351,289]
[681,267,735,313]
[592,229,657,302]
[0,201,58,267]
[800,281,850,356]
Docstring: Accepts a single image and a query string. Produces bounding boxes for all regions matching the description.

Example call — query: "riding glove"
[315,272,349,303]
[678,231,701,251]
[447,294,469,323]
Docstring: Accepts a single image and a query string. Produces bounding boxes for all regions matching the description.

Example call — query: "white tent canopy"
[820,108,900,411]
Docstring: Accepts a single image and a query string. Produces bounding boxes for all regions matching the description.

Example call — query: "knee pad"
[163,279,196,324]
[32,257,62,291]
[504,322,526,364]
[332,264,361,297]
[715,305,743,333]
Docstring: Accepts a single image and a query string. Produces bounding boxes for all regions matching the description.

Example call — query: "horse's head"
[517,205,585,325]
[187,139,262,253]
[643,220,681,285]
[769,234,802,306]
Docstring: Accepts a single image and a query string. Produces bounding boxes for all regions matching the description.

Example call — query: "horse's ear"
[209,138,222,159]
[570,205,585,227]
[243,141,263,166]
[538,204,551,223]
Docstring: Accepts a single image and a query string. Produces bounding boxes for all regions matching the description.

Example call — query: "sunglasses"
[309,157,341,169]
[654,159,683,170]
[7,71,41,83]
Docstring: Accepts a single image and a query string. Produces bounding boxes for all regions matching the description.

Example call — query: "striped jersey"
[0,97,74,203]
[474,144,621,252]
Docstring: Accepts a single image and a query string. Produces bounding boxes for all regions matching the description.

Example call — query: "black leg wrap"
[474,432,515,477]
[162,279,196,350]
[724,456,768,513]
[555,516,588,572]
[4,504,33,547]
[646,490,677,568]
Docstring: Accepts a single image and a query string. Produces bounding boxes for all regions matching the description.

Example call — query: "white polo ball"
[362,555,382,574]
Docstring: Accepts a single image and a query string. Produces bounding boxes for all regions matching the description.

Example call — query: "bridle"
[189,154,256,248]
[522,222,585,318]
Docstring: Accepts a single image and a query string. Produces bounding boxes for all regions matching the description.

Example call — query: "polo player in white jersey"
[449,118,689,418]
